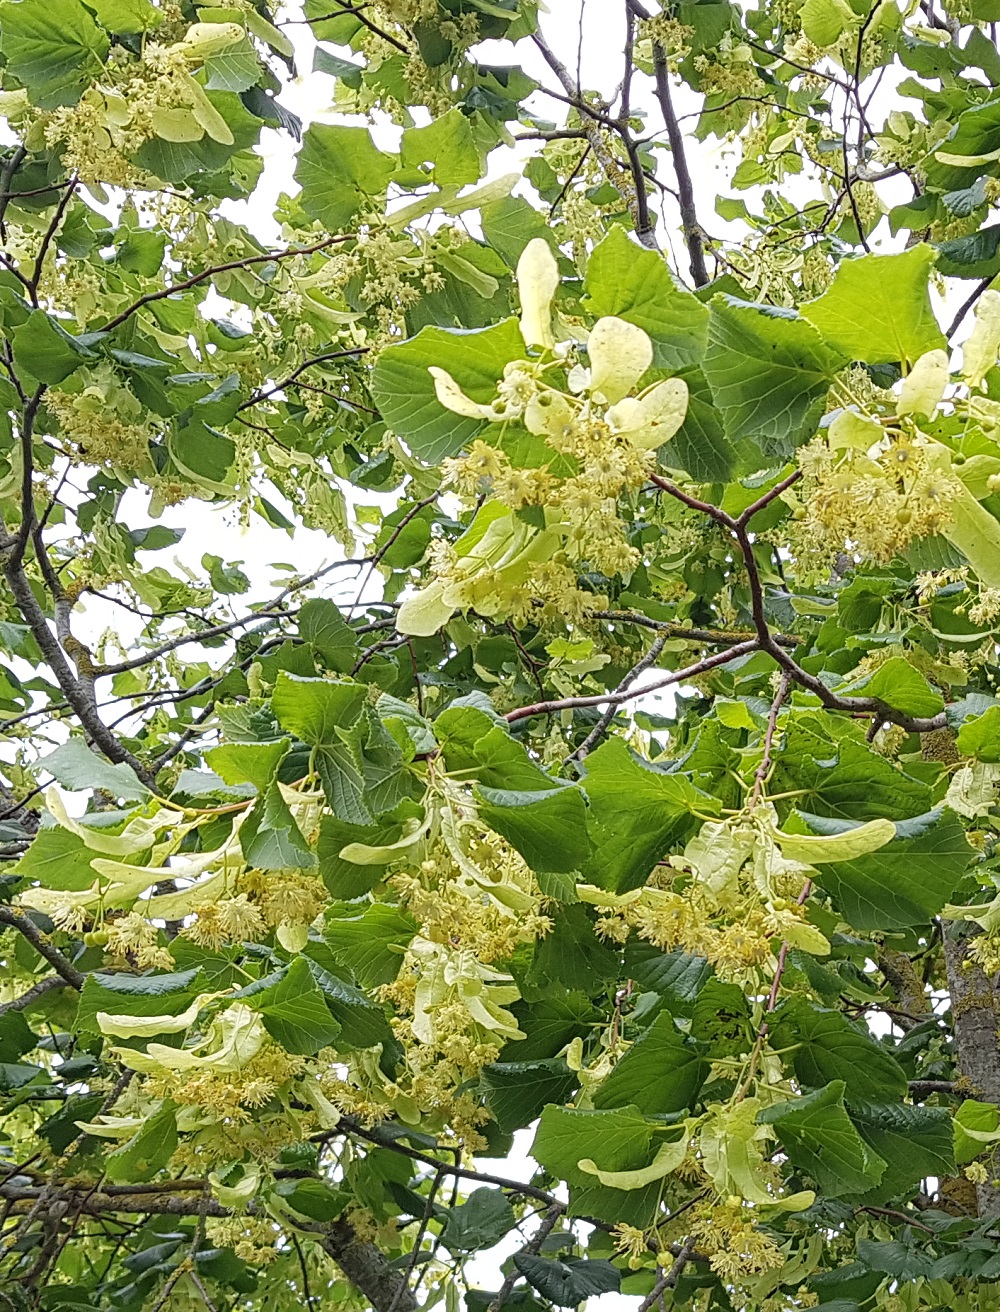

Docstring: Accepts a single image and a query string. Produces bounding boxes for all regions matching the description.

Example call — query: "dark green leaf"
[759,1082,886,1196]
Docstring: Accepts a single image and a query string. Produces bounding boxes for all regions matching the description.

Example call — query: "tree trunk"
[318,1218,418,1312]
[944,924,1000,1218]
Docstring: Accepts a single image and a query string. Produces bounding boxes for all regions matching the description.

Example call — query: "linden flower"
[409,937,524,1045]
[112,1003,266,1077]
[396,504,561,636]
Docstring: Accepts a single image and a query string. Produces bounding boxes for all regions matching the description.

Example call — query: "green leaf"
[299,599,359,673]
[592,1012,708,1114]
[850,1101,955,1200]
[117,228,167,275]
[0,1011,36,1063]
[668,367,735,482]
[12,311,100,384]
[105,1103,178,1183]
[304,957,393,1050]
[248,958,341,1055]
[937,223,1000,279]
[759,1082,886,1196]
[400,108,482,185]
[481,194,560,268]
[512,1254,620,1307]
[323,904,417,988]
[623,943,712,1014]
[583,225,709,370]
[836,657,945,718]
[76,970,201,1036]
[809,808,971,930]
[528,904,620,992]
[481,1059,577,1133]
[531,1103,662,1225]
[205,739,288,792]
[442,1188,516,1252]
[242,781,317,870]
[531,1104,652,1187]
[273,1177,349,1221]
[702,296,843,458]
[801,246,946,364]
[371,318,527,464]
[41,739,149,800]
[855,1239,934,1281]
[957,705,1000,761]
[294,124,395,231]
[315,729,371,825]
[954,1098,999,1164]
[581,737,716,892]
[168,420,235,493]
[0,0,109,107]
[800,0,859,44]
[476,783,590,873]
[312,45,364,86]
[769,719,931,822]
[271,672,366,745]
[770,1002,908,1104]
[204,40,262,93]
[15,827,95,892]
[86,0,159,33]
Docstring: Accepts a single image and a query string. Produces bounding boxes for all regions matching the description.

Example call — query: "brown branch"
[28,177,78,301]
[909,1080,956,1096]
[505,640,760,724]
[638,1239,696,1312]
[303,0,408,52]
[588,609,801,648]
[570,632,669,761]
[948,276,995,340]
[487,1204,563,1312]
[99,234,355,334]
[240,347,369,411]
[0,1180,415,1312]
[0,976,68,1016]
[0,146,27,238]
[749,672,790,809]
[0,908,85,990]
[532,31,656,247]
[2,552,155,787]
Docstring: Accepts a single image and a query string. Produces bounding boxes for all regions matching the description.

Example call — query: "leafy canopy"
[5,1,1000,1310]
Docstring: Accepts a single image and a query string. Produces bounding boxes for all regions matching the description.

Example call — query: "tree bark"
[0,1184,417,1312]
[318,1219,418,1312]
[944,924,1000,1217]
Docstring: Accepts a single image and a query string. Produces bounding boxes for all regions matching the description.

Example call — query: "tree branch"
[570,632,669,760]
[505,640,759,724]
[0,909,85,990]
[0,976,68,1016]
[99,234,355,334]
[487,1204,563,1312]
[638,1239,696,1312]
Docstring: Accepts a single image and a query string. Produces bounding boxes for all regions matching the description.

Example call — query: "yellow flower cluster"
[787,431,961,569]
[206,1216,281,1266]
[398,240,690,638]
[47,371,157,475]
[592,806,832,988]
[691,1198,784,1278]
[104,911,174,972]
[149,1040,307,1127]
[40,24,249,184]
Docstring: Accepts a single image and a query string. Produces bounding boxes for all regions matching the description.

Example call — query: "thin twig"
[638,1239,696,1312]
[487,1204,563,1312]
[749,673,791,808]
[570,633,669,761]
